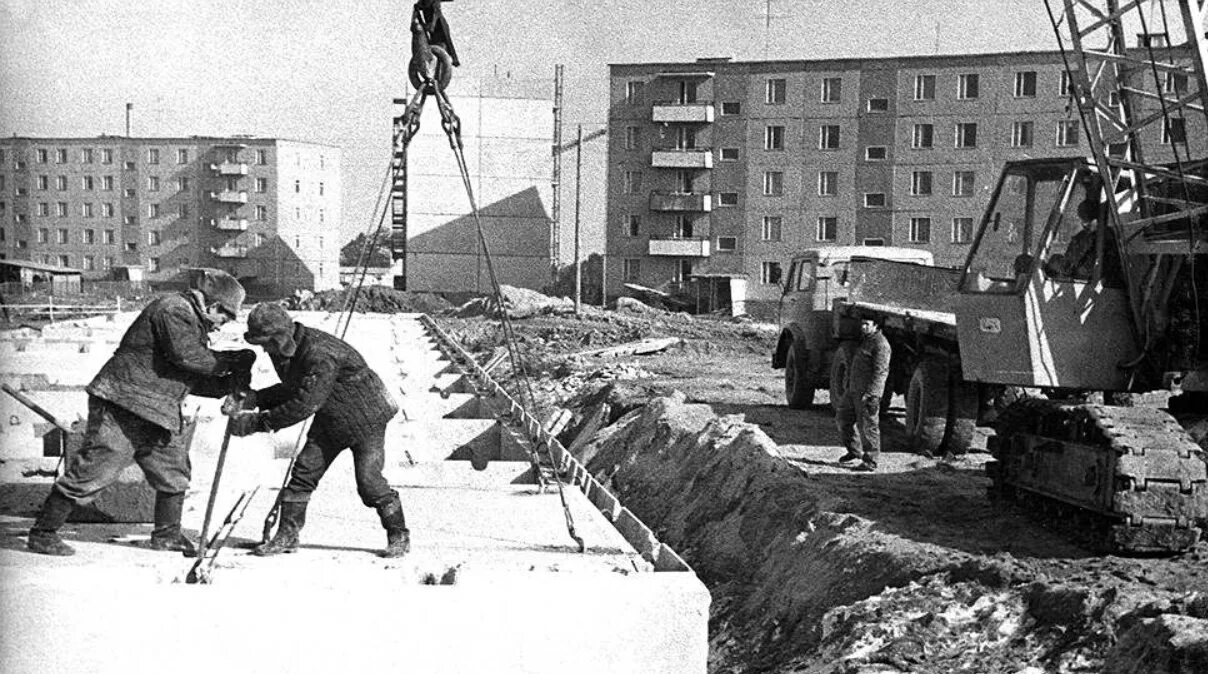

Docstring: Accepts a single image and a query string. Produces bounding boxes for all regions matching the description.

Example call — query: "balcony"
[211,244,248,258]
[652,103,715,124]
[209,190,248,204]
[210,162,249,176]
[651,150,712,169]
[648,237,710,257]
[649,191,712,212]
[211,217,248,231]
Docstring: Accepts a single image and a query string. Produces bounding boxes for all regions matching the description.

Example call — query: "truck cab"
[775,246,933,408]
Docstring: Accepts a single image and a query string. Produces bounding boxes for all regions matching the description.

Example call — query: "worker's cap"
[191,268,245,319]
[1076,199,1099,222]
[244,302,295,350]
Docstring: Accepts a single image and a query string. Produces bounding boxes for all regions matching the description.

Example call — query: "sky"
[0,0,1059,260]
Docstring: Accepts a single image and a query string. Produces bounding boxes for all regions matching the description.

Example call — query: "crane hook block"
[409,0,458,92]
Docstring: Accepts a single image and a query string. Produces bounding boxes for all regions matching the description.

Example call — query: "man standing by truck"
[836,318,891,472]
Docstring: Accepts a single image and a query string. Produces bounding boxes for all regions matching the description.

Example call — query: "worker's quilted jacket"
[256,323,398,442]
[87,291,235,433]
[847,329,891,399]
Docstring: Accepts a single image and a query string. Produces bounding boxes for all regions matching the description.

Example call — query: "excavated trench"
[562,386,1208,674]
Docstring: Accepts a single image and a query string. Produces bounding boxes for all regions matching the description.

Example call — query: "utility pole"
[574,124,583,316]
[551,65,563,286]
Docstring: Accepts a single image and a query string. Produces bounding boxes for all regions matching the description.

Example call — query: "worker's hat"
[244,302,297,355]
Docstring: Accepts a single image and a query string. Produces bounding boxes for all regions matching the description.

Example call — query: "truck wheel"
[829,342,855,410]
[944,380,979,455]
[906,358,949,456]
[784,341,816,409]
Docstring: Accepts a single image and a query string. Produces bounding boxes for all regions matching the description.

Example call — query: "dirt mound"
[289,286,452,314]
[569,392,1208,673]
[451,285,574,319]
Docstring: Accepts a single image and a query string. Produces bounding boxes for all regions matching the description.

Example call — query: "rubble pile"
[564,391,1208,673]
[286,286,452,314]
[451,285,575,319]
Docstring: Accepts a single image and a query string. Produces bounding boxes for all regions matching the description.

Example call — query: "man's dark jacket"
[87,291,237,433]
[256,323,398,442]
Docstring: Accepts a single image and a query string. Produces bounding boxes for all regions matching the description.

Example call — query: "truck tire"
[784,341,816,409]
[945,380,978,455]
[829,342,855,409]
[906,357,949,456]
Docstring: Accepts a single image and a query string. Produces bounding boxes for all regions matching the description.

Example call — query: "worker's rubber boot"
[376,495,410,559]
[141,491,197,556]
[27,488,76,556]
[253,501,307,556]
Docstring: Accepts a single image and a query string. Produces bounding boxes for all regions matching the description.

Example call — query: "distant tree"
[340,232,393,267]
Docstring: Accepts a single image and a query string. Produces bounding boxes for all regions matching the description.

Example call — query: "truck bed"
[837,257,963,341]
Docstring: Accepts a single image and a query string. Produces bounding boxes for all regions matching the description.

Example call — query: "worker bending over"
[228,303,407,558]
[27,269,254,556]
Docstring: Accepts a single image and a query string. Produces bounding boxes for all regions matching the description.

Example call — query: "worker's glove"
[226,349,257,374]
[220,391,258,417]
[228,411,268,437]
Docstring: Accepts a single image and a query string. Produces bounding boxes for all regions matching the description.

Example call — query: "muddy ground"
[434,305,1208,674]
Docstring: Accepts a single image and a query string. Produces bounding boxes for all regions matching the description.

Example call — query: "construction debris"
[287,285,452,314]
[451,285,575,319]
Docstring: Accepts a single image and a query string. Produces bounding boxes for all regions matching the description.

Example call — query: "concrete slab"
[0,312,710,674]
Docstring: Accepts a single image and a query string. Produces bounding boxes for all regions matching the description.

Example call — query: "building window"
[865,146,887,161]
[908,217,931,243]
[951,217,974,244]
[761,216,783,241]
[256,149,268,165]
[867,98,889,112]
[178,204,189,219]
[103,203,114,217]
[625,80,644,103]
[148,231,161,246]
[103,229,115,244]
[762,171,784,196]
[57,228,69,244]
[81,148,94,164]
[1162,118,1186,144]
[177,177,189,192]
[124,188,136,198]
[84,255,95,271]
[147,148,160,164]
[1056,120,1080,147]
[1014,71,1037,97]
[38,202,49,216]
[818,171,838,196]
[955,122,978,148]
[864,193,886,208]
[623,170,642,194]
[57,254,70,267]
[84,229,95,244]
[766,78,786,104]
[914,74,936,101]
[911,171,933,196]
[818,125,840,150]
[716,236,737,251]
[760,261,783,285]
[1059,70,1071,97]
[816,216,837,242]
[55,149,68,164]
[256,233,267,247]
[1164,72,1188,94]
[953,171,976,196]
[125,242,137,252]
[675,126,696,150]
[625,126,640,150]
[123,160,135,171]
[56,202,68,217]
[294,180,301,193]
[318,181,325,196]
[957,73,980,99]
[1011,121,1034,147]
[56,176,68,191]
[177,149,189,164]
[626,214,640,236]
[256,177,268,193]
[622,258,641,281]
[318,208,324,223]
[37,149,48,163]
[125,215,137,225]
[102,149,113,164]
[37,228,49,243]
[256,205,268,221]
[148,257,160,273]
[720,101,741,115]
[720,148,739,162]
[147,176,160,192]
[764,125,784,151]
[81,203,93,217]
[81,176,94,190]
[820,77,842,103]
[102,176,114,191]
[912,123,934,149]
[148,204,159,218]
[38,175,49,190]
[718,192,738,207]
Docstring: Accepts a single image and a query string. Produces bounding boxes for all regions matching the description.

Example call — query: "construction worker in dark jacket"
[836,317,892,472]
[228,302,405,558]
[27,269,255,556]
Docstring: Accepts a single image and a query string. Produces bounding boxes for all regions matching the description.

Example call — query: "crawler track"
[988,399,1208,554]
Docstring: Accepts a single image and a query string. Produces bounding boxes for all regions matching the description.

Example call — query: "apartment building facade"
[0,136,341,297]
[606,47,1205,317]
